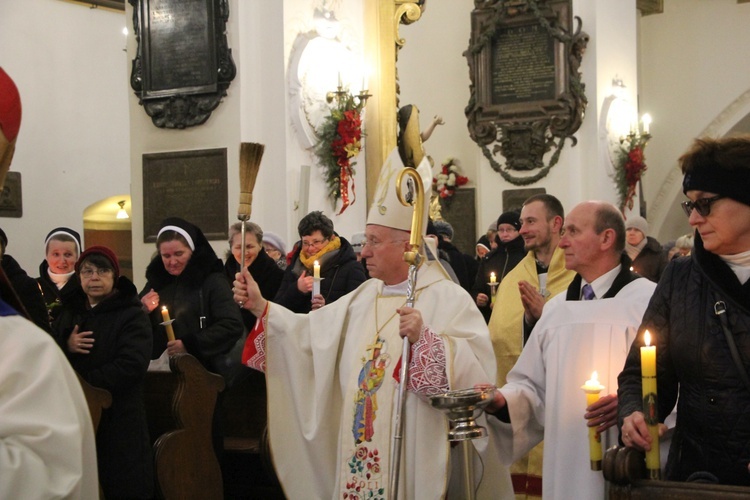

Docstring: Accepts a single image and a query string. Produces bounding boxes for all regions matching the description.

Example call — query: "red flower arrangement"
[615,132,650,212]
[314,95,363,215]
[432,158,469,204]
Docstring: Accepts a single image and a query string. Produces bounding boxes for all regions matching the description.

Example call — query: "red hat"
[76,245,120,277]
[0,68,22,143]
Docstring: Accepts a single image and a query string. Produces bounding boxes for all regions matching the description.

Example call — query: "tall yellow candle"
[161,306,176,342]
[581,371,605,470]
[641,330,660,478]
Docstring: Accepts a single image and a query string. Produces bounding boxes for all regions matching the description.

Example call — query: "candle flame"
[314,260,319,266]
[162,306,167,312]
[644,330,651,346]
[590,371,598,382]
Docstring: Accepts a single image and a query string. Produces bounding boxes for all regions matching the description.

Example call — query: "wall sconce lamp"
[116,200,129,220]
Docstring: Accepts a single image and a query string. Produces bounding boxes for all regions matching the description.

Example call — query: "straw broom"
[238,142,265,275]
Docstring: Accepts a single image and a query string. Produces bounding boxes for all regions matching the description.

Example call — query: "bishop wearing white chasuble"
[234,149,513,499]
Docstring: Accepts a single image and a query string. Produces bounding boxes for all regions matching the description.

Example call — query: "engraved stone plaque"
[0,172,22,218]
[142,148,228,242]
[439,188,476,255]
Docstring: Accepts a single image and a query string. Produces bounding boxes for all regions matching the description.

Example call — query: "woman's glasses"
[80,267,114,278]
[681,195,723,217]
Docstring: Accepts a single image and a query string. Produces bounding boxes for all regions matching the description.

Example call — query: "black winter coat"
[618,233,750,485]
[438,239,476,293]
[141,240,244,370]
[54,276,154,499]
[470,235,526,323]
[37,259,80,325]
[631,236,667,283]
[274,235,366,313]
[2,254,50,332]
[224,248,284,331]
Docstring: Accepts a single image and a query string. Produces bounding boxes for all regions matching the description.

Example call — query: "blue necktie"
[582,283,596,301]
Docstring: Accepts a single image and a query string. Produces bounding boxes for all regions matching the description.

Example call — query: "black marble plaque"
[502,188,546,213]
[0,172,22,218]
[439,188,476,255]
[142,148,228,242]
[141,0,217,98]
[491,23,556,105]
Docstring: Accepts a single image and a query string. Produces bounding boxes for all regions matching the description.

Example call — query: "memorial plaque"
[142,149,228,242]
[465,0,588,185]
[439,188,476,255]
[502,188,546,213]
[492,24,556,105]
[0,172,22,218]
[141,0,217,98]
[129,0,236,128]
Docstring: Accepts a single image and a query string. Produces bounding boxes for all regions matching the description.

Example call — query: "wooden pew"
[76,373,112,432]
[144,353,225,500]
[603,445,750,499]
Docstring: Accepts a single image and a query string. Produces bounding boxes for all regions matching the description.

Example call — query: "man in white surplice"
[233,149,513,499]
[485,201,657,499]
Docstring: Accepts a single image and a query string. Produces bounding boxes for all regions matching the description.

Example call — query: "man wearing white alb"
[485,201,656,499]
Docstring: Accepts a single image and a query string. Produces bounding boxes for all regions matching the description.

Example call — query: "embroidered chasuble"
[244,261,513,499]
[491,277,655,500]
[487,246,574,499]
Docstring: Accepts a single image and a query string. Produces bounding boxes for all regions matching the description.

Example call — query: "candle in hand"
[581,371,605,470]
[312,260,321,298]
[161,306,176,342]
[490,272,497,304]
[641,330,660,477]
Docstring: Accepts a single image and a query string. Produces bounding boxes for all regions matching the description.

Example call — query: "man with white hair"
[233,147,512,499]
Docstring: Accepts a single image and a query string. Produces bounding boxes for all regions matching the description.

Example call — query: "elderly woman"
[618,136,750,485]
[224,221,284,330]
[140,217,243,370]
[37,227,81,324]
[55,246,153,499]
[262,231,288,270]
[274,211,366,313]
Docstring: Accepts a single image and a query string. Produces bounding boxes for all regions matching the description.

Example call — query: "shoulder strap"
[715,299,750,393]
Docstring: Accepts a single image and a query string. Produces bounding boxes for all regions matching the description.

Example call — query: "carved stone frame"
[465,0,588,185]
[129,0,236,129]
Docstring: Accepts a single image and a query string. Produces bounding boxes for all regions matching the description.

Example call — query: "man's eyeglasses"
[80,268,114,278]
[681,195,723,217]
[301,238,327,248]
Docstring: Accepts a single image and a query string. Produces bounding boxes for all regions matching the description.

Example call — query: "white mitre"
[366,147,432,234]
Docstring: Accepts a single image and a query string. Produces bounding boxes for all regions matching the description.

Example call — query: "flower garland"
[432,157,469,205]
[614,132,650,213]
[314,94,363,215]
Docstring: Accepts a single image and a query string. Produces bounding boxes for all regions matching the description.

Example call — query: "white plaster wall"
[638,0,750,243]
[0,0,130,276]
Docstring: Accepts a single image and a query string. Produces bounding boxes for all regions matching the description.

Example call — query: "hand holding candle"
[581,371,605,470]
[161,306,176,342]
[312,260,321,298]
[641,330,660,478]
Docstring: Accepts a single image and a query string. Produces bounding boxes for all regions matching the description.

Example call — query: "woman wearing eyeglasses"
[54,246,154,499]
[618,136,750,485]
[274,210,366,313]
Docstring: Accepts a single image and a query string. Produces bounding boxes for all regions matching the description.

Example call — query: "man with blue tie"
[485,201,657,500]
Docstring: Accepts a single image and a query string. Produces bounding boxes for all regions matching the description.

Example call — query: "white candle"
[641,113,652,135]
[312,260,321,298]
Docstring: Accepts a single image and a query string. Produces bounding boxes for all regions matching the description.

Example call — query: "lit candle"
[581,371,605,470]
[490,272,496,284]
[489,272,497,304]
[641,330,660,478]
[337,71,342,88]
[161,306,175,342]
[641,113,652,135]
[312,260,321,297]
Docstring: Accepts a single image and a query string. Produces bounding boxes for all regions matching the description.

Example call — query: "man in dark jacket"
[624,215,667,282]
[472,211,526,323]
[274,211,366,313]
